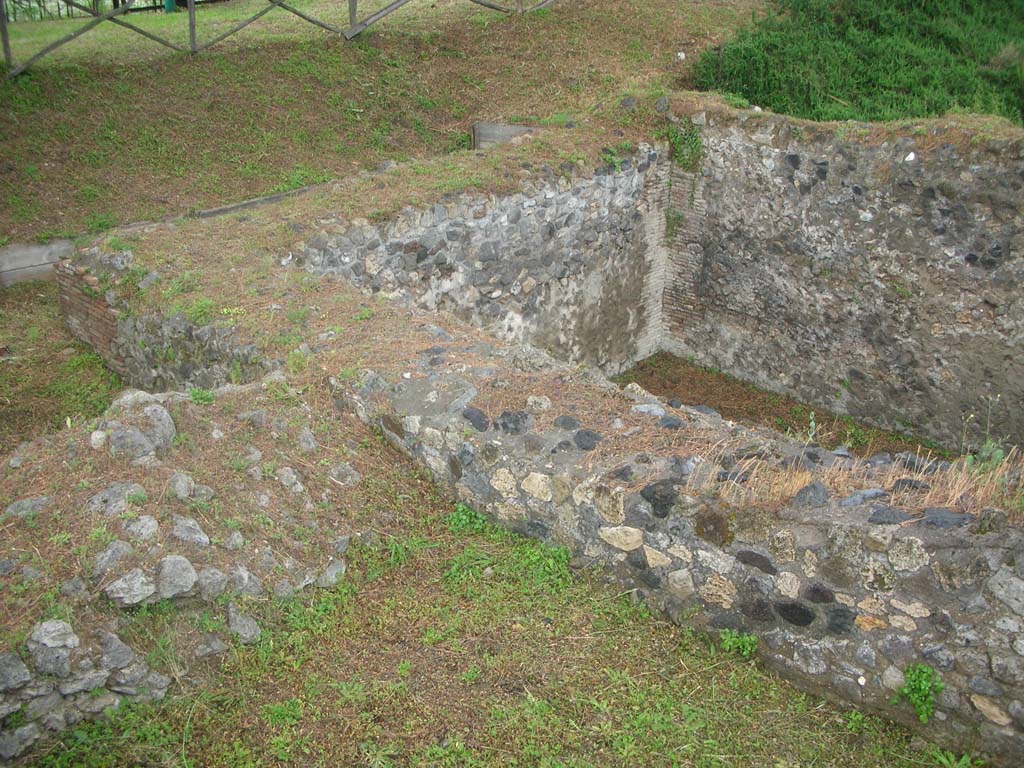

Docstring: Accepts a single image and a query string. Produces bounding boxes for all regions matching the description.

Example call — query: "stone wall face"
[298,152,663,375]
[57,254,263,392]
[661,111,1024,448]
[334,348,1024,766]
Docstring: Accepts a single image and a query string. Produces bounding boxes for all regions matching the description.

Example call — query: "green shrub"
[693,0,1024,124]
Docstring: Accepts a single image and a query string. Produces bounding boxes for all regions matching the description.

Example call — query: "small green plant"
[125,490,148,505]
[890,281,914,299]
[188,388,215,405]
[895,663,944,723]
[599,141,635,172]
[262,698,304,728]
[657,122,702,171]
[287,348,310,375]
[719,629,758,659]
[446,503,489,535]
[928,748,981,768]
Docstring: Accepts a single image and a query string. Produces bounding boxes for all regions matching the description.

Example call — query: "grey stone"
[553,415,580,430]
[227,603,261,644]
[922,507,969,528]
[27,621,79,678]
[92,540,133,578]
[168,472,195,500]
[29,620,79,650]
[868,506,913,525]
[86,483,146,516]
[298,426,318,453]
[988,567,1024,616]
[329,463,362,486]
[793,481,829,508]
[494,410,533,434]
[157,555,198,598]
[142,404,176,451]
[60,576,89,601]
[105,568,156,607]
[0,723,40,760]
[98,632,136,671]
[124,515,159,541]
[632,403,666,418]
[839,488,888,507]
[230,565,263,597]
[58,667,109,696]
[0,653,31,692]
[573,429,602,451]
[107,425,156,460]
[193,484,216,503]
[198,568,228,601]
[224,531,245,550]
[640,480,679,518]
[172,515,210,547]
[774,601,816,626]
[462,407,489,432]
[316,558,347,588]
[3,496,51,519]
[194,634,229,658]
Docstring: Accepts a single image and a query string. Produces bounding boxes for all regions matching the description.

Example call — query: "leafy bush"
[693,0,1024,124]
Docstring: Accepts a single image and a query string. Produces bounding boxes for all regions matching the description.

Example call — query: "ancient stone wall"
[661,108,1024,449]
[334,344,1024,765]
[56,252,263,392]
[297,151,664,375]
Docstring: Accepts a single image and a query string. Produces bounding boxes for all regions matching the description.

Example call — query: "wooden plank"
[348,0,356,27]
[472,121,535,150]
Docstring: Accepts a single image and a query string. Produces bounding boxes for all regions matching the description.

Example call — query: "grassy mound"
[693,0,1024,124]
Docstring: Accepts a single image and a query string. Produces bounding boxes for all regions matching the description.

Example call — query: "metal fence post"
[187,0,196,53]
[0,0,13,70]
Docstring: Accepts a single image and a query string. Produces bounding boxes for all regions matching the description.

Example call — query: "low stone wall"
[56,253,264,391]
[661,106,1024,449]
[333,343,1024,765]
[297,151,664,375]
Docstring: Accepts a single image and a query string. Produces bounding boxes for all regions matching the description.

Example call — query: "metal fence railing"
[0,0,557,78]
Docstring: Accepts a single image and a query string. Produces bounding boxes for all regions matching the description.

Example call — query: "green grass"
[694,0,1024,124]
[0,0,762,241]
[0,282,121,446]
[30,498,954,766]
